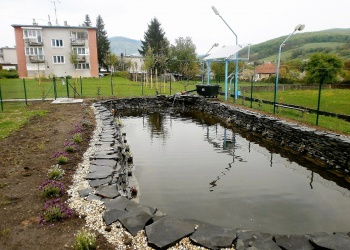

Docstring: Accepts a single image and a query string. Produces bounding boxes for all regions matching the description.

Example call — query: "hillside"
[109,36,142,56]
[109,29,350,62]
[240,28,350,63]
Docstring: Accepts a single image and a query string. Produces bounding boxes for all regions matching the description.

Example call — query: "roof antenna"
[50,0,60,25]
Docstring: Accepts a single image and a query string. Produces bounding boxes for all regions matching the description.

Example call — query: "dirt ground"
[0,101,115,250]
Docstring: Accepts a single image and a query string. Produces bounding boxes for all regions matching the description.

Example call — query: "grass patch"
[0,102,47,140]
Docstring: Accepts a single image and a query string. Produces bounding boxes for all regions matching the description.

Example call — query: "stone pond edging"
[69,96,350,250]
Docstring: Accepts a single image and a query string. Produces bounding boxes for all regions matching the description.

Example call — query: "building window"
[71,31,88,40]
[53,55,65,64]
[51,39,63,47]
[75,63,90,70]
[23,29,42,43]
[72,47,88,55]
[25,47,43,55]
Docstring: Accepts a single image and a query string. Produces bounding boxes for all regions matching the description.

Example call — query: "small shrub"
[74,228,96,250]
[39,179,65,198]
[64,141,77,153]
[72,133,83,143]
[40,198,73,223]
[47,164,65,180]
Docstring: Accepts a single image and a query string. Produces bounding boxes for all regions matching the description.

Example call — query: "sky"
[1,0,349,55]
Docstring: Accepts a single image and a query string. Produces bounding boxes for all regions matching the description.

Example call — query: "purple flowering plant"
[63,141,77,153]
[40,198,74,223]
[53,151,69,164]
[39,179,65,198]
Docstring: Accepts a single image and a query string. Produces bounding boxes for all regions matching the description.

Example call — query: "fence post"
[250,80,253,108]
[170,74,172,95]
[66,77,69,98]
[110,73,114,96]
[53,77,57,99]
[316,78,324,126]
[80,76,82,96]
[22,78,28,105]
[0,83,3,111]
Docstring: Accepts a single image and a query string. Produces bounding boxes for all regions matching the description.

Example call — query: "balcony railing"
[71,39,85,46]
[24,38,43,46]
[77,55,86,62]
[28,55,45,63]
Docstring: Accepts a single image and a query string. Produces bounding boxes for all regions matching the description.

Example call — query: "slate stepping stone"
[145,216,196,249]
[235,230,280,250]
[91,159,117,168]
[78,188,93,198]
[274,235,313,250]
[103,209,128,226]
[86,194,102,201]
[89,176,112,188]
[85,166,114,180]
[119,211,153,236]
[103,196,130,211]
[126,200,157,216]
[92,154,119,160]
[309,233,350,250]
[190,221,236,250]
[96,184,120,199]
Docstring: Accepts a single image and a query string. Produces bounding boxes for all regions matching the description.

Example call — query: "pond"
[120,110,350,235]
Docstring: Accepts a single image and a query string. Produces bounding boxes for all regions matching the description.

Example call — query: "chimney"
[33,18,38,26]
[48,15,52,26]
[64,21,68,26]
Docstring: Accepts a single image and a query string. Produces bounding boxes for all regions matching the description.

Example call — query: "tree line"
[89,15,350,85]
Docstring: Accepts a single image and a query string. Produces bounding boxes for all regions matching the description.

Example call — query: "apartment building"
[0,47,17,70]
[12,21,98,78]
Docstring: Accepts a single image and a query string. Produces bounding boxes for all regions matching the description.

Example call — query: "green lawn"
[0,102,47,139]
[1,77,349,135]
[0,76,196,100]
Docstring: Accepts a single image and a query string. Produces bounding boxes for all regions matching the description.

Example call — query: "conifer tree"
[96,15,110,70]
[139,18,169,73]
[83,14,92,27]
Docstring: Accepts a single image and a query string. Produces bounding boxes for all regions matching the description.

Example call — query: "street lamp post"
[212,6,239,101]
[202,43,219,85]
[273,24,305,114]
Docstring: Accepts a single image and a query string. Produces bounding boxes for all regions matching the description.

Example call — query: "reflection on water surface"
[121,110,350,234]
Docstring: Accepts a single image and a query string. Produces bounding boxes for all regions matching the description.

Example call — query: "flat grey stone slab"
[86,194,102,201]
[89,176,112,188]
[96,184,120,199]
[78,188,93,198]
[190,221,236,250]
[103,196,130,211]
[85,166,114,180]
[145,216,195,249]
[126,200,157,216]
[91,159,117,168]
[235,230,280,250]
[309,233,350,250]
[51,98,83,104]
[103,209,128,226]
[92,154,119,160]
[119,211,153,236]
[274,235,313,250]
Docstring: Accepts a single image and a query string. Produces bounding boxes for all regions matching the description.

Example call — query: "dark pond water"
[121,110,350,235]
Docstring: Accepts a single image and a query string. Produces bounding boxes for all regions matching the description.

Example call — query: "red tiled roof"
[255,62,276,74]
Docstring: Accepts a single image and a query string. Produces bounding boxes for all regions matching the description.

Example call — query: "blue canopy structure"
[203,44,250,101]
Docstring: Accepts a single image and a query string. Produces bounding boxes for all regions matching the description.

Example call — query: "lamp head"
[295,24,305,31]
[212,6,220,15]
[214,43,219,47]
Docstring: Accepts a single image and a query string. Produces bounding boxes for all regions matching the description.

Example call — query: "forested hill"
[240,28,350,62]
[109,36,142,56]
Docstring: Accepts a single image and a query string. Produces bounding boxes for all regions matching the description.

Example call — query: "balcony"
[25,38,43,46]
[77,55,86,62]
[71,39,85,46]
[28,55,45,63]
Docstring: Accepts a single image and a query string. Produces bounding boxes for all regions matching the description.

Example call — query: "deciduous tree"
[305,53,343,84]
